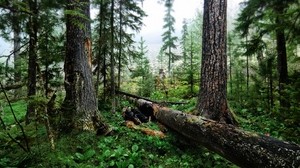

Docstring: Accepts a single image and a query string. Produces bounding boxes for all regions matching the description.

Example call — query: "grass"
[0,89,298,167]
[0,99,236,168]
[1,99,27,125]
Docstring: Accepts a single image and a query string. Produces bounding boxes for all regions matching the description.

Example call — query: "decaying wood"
[125,98,300,168]
[125,120,166,138]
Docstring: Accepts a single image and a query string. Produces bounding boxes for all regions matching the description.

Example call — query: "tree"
[196,0,237,125]
[180,19,188,67]
[93,0,146,105]
[26,0,38,124]
[235,0,300,110]
[161,0,177,76]
[61,0,109,134]
[131,37,154,97]
[110,0,116,113]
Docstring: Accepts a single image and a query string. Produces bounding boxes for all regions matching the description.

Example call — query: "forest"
[0,0,299,167]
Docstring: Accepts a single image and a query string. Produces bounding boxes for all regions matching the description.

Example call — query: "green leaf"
[131,144,139,152]
[128,164,134,168]
[84,149,96,159]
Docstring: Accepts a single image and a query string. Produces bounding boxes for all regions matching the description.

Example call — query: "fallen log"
[128,98,300,168]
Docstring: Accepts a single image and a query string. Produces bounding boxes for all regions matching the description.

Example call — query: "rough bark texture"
[62,0,109,134]
[130,98,300,168]
[197,0,236,125]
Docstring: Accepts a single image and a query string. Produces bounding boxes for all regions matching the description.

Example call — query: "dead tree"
[123,96,300,168]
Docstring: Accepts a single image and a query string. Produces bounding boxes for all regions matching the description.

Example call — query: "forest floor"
[0,89,299,167]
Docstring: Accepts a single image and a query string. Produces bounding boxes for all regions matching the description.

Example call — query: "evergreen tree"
[93,0,146,102]
[161,0,177,75]
[61,0,109,134]
[131,37,154,97]
[196,0,237,125]
[235,0,300,110]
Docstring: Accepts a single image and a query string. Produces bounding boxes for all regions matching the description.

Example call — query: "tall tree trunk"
[246,36,249,97]
[196,0,237,125]
[26,0,38,124]
[61,0,109,134]
[228,34,233,94]
[110,0,116,113]
[118,0,122,92]
[95,0,104,97]
[190,33,194,94]
[267,57,274,110]
[275,6,289,109]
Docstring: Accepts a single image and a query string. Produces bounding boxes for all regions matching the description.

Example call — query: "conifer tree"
[161,0,177,75]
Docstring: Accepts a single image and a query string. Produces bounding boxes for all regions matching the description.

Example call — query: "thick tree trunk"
[62,0,109,134]
[197,0,237,125]
[129,98,300,168]
[275,5,289,109]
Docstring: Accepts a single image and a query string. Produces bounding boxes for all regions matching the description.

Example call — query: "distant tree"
[161,0,177,75]
[116,0,146,90]
[93,0,146,103]
[235,0,300,109]
[181,19,188,67]
[196,0,237,125]
[0,0,27,84]
[177,12,202,96]
[131,37,154,97]
[94,0,110,100]
[61,0,109,134]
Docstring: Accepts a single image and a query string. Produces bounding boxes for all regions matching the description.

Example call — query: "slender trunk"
[103,48,107,101]
[44,61,49,98]
[246,36,249,97]
[228,36,232,94]
[190,33,193,94]
[95,0,104,97]
[110,0,116,113]
[26,0,38,124]
[118,0,122,91]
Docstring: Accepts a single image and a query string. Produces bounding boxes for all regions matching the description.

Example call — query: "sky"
[0,0,243,62]
[136,0,244,65]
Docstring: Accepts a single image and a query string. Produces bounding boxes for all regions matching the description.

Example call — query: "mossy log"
[130,98,300,168]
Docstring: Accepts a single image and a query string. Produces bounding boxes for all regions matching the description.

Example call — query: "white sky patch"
[135,0,243,66]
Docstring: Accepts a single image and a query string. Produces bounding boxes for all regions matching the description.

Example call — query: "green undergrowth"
[0,100,236,167]
[0,89,299,167]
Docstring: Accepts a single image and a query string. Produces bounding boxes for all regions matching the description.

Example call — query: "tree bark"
[61,0,109,134]
[197,0,237,125]
[128,98,300,168]
[26,0,38,124]
[110,0,116,113]
[275,5,289,109]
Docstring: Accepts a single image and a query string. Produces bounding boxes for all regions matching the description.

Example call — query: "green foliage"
[160,0,178,73]
[1,100,26,125]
